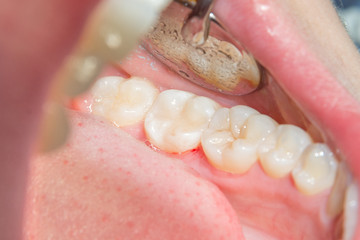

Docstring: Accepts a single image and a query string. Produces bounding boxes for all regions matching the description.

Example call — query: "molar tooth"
[90,76,159,127]
[144,89,219,153]
[258,125,312,178]
[201,106,278,174]
[342,182,358,240]
[291,143,338,195]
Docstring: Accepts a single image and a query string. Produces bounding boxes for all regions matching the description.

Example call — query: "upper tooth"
[291,143,338,195]
[201,106,278,174]
[90,76,159,126]
[258,124,312,178]
[144,89,219,153]
[342,182,359,240]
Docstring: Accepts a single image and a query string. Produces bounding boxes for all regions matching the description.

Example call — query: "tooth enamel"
[90,76,159,127]
[144,89,219,153]
[201,106,278,174]
[291,143,338,195]
[61,0,172,97]
[327,162,352,217]
[258,125,312,178]
[343,182,358,240]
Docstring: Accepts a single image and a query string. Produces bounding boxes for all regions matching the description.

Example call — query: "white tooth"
[229,105,259,138]
[201,106,278,174]
[343,182,358,240]
[91,76,159,126]
[144,89,219,153]
[291,143,338,195]
[327,162,352,217]
[258,124,312,178]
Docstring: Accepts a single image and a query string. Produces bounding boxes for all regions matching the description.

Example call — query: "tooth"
[60,0,172,97]
[291,143,338,195]
[38,101,70,152]
[90,76,159,127]
[342,182,358,240]
[201,106,278,174]
[327,161,352,217]
[144,89,219,153]
[258,124,312,178]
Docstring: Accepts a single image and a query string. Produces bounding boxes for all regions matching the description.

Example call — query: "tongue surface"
[25,111,244,240]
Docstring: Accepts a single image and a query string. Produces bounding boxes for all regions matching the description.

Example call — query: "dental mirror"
[142,0,263,96]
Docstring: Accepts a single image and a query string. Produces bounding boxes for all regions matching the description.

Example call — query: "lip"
[1,0,359,239]
[213,0,360,179]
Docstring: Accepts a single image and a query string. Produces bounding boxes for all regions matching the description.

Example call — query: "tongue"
[25,111,245,240]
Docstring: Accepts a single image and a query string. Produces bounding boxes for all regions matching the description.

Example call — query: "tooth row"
[89,76,339,195]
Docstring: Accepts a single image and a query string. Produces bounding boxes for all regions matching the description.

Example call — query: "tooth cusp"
[291,143,338,195]
[258,124,312,178]
[91,76,159,127]
[144,89,219,153]
[201,106,278,174]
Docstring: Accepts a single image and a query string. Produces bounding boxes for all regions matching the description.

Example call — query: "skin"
[0,0,360,239]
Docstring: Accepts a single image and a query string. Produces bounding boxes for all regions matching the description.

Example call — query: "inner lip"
[23,0,360,239]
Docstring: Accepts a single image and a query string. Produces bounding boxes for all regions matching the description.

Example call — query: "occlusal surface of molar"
[258,124,313,178]
[144,89,219,153]
[201,106,278,174]
[90,76,159,127]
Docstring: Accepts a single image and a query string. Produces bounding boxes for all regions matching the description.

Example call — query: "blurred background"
[334,0,360,50]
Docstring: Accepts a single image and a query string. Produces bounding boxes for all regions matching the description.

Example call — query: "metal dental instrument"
[181,0,214,46]
[143,0,264,96]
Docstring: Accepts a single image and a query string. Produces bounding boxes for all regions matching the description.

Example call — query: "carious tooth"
[342,182,358,240]
[291,143,338,195]
[90,76,159,127]
[201,106,278,174]
[59,0,172,97]
[144,89,219,153]
[258,125,312,178]
[37,101,70,152]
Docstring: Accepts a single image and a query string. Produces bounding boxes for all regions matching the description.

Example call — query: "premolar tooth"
[90,76,159,127]
[342,182,358,240]
[258,125,312,178]
[144,89,219,153]
[291,143,338,195]
[201,106,278,174]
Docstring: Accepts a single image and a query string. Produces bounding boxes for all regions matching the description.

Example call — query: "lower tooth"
[327,162,352,217]
[342,182,358,240]
[90,76,159,126]
[201,106,278,174]
[291,143,338,195]
[258,124,312,178]
[144,89,219,153]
